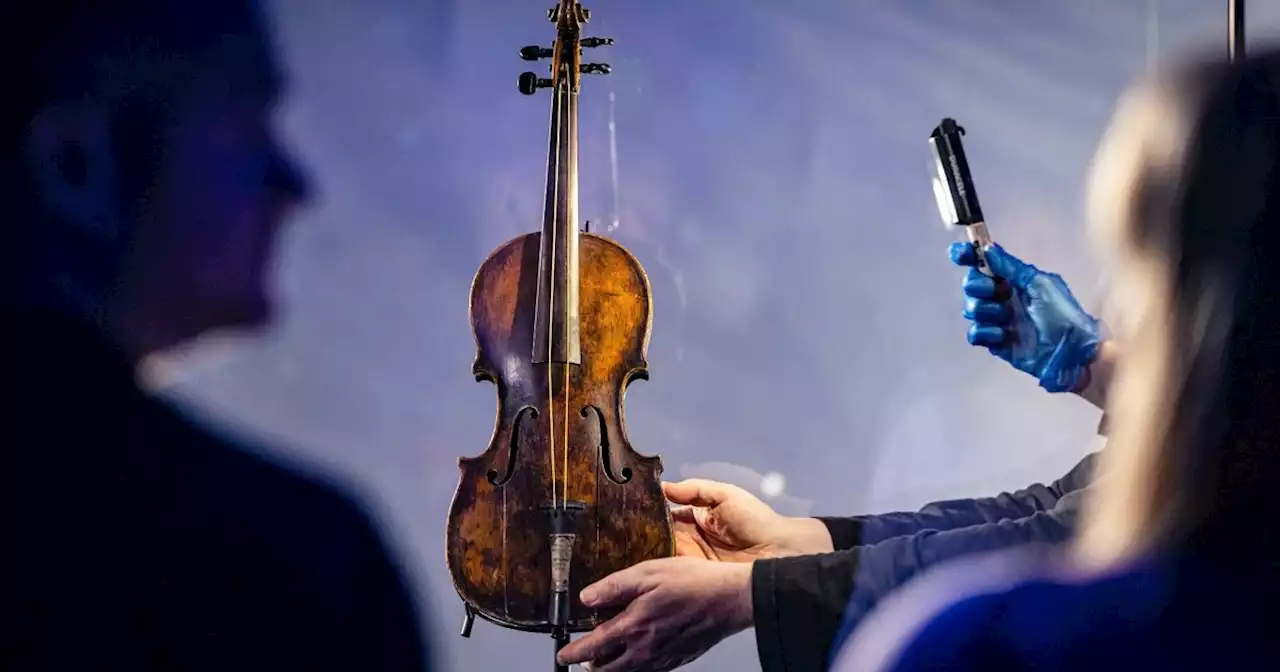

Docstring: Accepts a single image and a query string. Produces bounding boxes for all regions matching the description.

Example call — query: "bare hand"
[556,558,753,672]
[664,479,833,562]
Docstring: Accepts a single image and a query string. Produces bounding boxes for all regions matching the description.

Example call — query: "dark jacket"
[3,313,431,671]
[839,549,1276,671]
[751,451,1099,672]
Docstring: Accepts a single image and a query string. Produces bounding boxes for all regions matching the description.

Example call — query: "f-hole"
[488,405,538,485]
[582,405,631,484]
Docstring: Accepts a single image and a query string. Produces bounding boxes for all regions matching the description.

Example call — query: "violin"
[445,1,674,666]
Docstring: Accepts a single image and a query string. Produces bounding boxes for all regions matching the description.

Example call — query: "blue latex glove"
[949,242,1103,393]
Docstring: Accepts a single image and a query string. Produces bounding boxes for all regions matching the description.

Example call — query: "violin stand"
[553,628,570,672]
[458,606,574,672]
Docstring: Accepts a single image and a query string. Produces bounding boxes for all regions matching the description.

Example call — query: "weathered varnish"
[445,0,674,636]
[448,232,673,631]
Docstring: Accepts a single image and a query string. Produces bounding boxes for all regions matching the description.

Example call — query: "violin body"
[446,2,672,647]
[447,231,674,632]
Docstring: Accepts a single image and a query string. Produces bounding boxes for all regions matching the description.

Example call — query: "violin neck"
[532,30,584,366]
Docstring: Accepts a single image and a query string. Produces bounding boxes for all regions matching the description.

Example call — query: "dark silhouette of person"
[3,1,432,669]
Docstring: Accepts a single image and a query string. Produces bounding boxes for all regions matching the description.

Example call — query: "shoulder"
[831,547,1087,671]
[137,398,431,659]
[143,395,392,560]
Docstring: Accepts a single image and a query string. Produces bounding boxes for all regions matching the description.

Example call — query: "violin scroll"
[517,32,614,95]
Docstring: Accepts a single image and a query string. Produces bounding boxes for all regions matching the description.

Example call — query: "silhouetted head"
[1080,46,1280,567]
[6,0,310,359]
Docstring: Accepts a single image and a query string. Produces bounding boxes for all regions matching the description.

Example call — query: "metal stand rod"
[554,630,570,672]
[460,603,475,637]
[1230,0,1245,63]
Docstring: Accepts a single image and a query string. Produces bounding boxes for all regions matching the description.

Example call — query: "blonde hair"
[1077,47,1280,569]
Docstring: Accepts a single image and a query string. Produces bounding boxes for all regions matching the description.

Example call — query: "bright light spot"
[760,472,786,498]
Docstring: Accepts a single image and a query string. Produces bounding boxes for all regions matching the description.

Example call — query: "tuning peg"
[546,7,557,21]
[520,45,554,61]
[581,37,613,48]
[580,63,611,75]
[518,71,553,95]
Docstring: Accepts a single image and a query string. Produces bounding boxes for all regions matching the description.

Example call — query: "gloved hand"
[950,242,1103,393]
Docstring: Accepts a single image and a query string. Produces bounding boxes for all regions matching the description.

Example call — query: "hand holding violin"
[666,479,834,561]
[555,558,752,672]
[557,479,834,671]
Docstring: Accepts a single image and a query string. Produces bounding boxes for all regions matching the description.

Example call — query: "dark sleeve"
[753,490,1082,672]
[326,512,433,671]
[818,453,1098,550]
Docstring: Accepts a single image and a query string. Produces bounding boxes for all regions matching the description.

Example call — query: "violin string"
[564,71,576,508]
[563,338,570,507]
[547,69,562,511]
